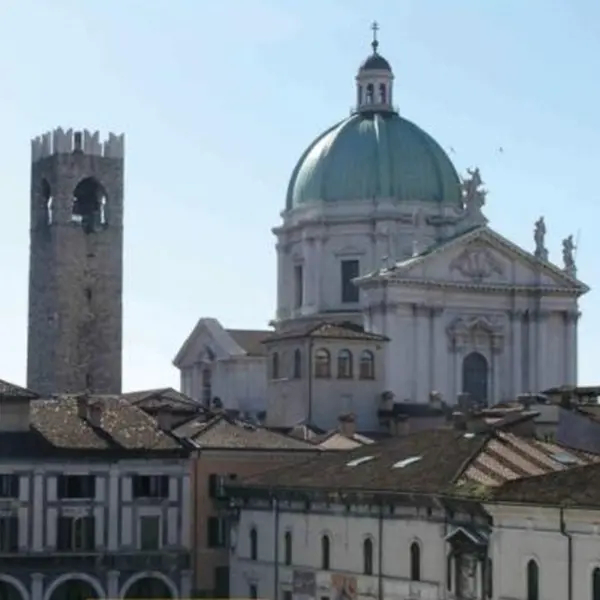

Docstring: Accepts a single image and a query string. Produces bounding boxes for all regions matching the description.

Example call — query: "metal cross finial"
[371,21,379,53]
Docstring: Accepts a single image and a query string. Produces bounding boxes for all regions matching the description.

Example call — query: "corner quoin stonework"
[27,128,125,396]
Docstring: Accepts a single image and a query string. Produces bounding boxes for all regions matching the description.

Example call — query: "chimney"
[338,413,356,437]
[390,414,409,436]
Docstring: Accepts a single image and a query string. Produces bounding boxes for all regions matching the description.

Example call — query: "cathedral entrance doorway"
[462,352,488,404]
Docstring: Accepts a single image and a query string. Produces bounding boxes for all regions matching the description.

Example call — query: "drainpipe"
[274,496,280,600]
[377,502,384,600]
[560,507,573,600]
[307,338,314,424]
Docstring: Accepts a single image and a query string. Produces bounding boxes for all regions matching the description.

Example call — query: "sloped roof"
[264,321,388,343]
[232,428,600,498]
[0,379,39,400]
[179,414,319,451]
[122,387,202,413]
[225,329,270,356]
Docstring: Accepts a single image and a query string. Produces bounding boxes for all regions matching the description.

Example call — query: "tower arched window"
[526,559,539,600]
[593,567,600,600]
[249,527,258,561]
[337,349,353,379]
[321,534,331,570]
[363,538,374,575]
[379,83,387,104]
[271,352,280,380]
[293,349,302,379]
[284,530,292,565]
[42,178,53,225]
[71,177,107,234]
[366,83,374,104]
[410,541,421,581]
[314,349,331,379]
[359,350,375,379]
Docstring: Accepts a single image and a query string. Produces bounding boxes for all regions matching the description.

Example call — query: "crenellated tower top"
[31,128,125,162]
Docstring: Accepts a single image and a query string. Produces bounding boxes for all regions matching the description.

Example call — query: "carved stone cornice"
[447,315,505,354]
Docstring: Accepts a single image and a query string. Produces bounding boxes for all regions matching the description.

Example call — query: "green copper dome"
[286,111,462,210]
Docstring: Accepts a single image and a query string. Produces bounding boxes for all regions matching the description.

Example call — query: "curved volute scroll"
[355,22,395,114]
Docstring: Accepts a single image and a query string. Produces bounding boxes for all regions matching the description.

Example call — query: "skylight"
[551,451,578,465]
[346,455,375,467]
[392,456,422,469]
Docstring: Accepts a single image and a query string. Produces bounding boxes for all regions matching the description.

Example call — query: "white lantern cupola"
[355,22,395,114]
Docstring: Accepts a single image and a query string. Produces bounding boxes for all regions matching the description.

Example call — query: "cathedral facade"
[267,30,587,427]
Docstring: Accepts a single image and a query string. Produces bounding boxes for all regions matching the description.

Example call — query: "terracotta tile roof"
[0,394,187,458]
[264,321,388,343]
[233,428,600,498]
[0,379,38,400]
[183,414,319,451]
[226,329,271,356]
[491,462,600,507]
[122,387,203,413]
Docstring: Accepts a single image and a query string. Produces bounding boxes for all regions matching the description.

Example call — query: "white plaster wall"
[230,502,451,600]
[486,504,600,600]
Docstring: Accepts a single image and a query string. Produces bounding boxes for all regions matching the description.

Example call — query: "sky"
[1,0,599,391]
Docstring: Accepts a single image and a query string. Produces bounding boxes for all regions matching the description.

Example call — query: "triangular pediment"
[385,226,588,294]
[173,317,249,368]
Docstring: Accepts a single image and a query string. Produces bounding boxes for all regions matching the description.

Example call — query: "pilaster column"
[181,570,193,599]
[526,311,536,391]
[432,307,447,397]
[565,310,580,384]
[313,236,324,311]
[510,310,523,396]
[536,309,548,391]
[303,236,316,309]
[415,305,430,403]
[491,337,503,404]
[31,574,44,600]
[107,571,120,599]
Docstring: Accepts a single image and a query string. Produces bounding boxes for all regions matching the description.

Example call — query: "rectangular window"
[139,515,161,550]
[132,475,169,499]
[214,566,230,598]
[0,517,18,552]
[56,516,95,551]
[293,264,304,309]
[283,591,292,600]
[57,475,95,499]
[249,584,258,599]
[202,368,212,407]
[341,259,360,303]
[207,516,227,548]
[0,475,19,498]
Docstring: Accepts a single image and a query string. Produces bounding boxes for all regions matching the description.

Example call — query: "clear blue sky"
[1,0,599,391]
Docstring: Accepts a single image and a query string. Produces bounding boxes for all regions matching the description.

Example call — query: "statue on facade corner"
[534,216,548,260]
[562,234,576,275]
[460,167,487,225]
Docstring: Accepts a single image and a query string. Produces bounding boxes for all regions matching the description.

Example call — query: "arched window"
[250,527,258,561]
[71,176,108,234]
[271,352,280,380]
[593,567,600,600]
[337,349,353,379]
[321,534,331,570]
[314,349,331,379]
[526,559,539,600]
[366,83,374,104]
[284,530,292,565]
[293,349,302,379]
[379,83,387,104]
[363,538,373,575]
[410,541,421,581]
[359,350,375,379]
[462,351,489,404]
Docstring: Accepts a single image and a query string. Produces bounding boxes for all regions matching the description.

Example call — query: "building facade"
[0,379,192,600]
[28,128,125,396]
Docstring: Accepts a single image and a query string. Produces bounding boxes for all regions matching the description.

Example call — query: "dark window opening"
[0,475,19,498]
[293,349,302,379]
[139,515,161,550]
[314,349,331,379]
[249,585,258,599]
[283,592,292,600]
[593,567,600,600]
[85,373,92,389]
[71,177,108,234]
[294,264,303,309]
[271,352,280,380]
[57,475,95,499]
[214,566,230,599]
[42,178,54,225]
[410,541,421,581]
[201,368,212,407]
[341,259,360,303]
[207,516,227,548]
[56,516,95,551]
[363,538,373,575]
[337,349,353,379]
[366,84,374,104]
[0,517,18,552]
[379,83,387,104]
[359,350,375,379]
[250,527,258,560]
[485,557,493,599]
[283,530,292,565]
[132,475,169,499]
[526,559,539,600]
[446,553,452,591]
[321,534,330,570]
[462,351,489,404]
[85,288,92,302]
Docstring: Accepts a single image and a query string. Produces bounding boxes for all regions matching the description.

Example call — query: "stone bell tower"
[27,128,125,395]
